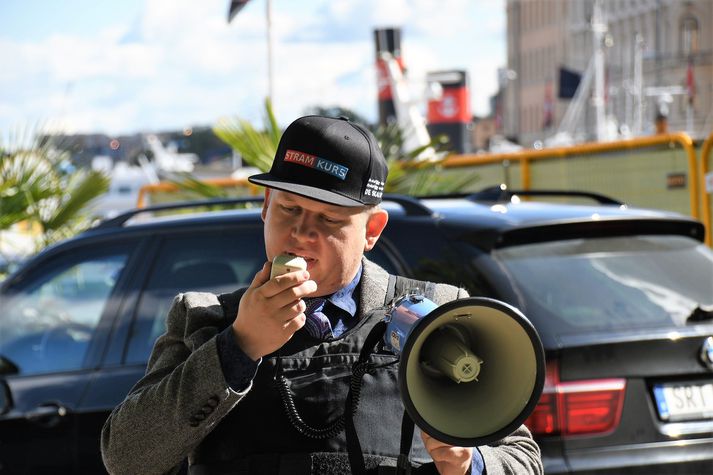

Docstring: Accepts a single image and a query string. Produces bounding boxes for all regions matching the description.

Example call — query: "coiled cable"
[278,360,374,439]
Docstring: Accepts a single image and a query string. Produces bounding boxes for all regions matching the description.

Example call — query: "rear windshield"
[493,235,713,333]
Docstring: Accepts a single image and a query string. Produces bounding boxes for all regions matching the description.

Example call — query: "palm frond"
[168,173,229,199]
[42,170,110,232]
[214,118,273,172]
[1,127,110,250]
[212,102,478,199]
[264,98,281,146]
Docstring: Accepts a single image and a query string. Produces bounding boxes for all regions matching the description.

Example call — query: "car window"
[366,244,400,275]
[125,229,265,364]
[0,250,129,375]
[493,235,713,334]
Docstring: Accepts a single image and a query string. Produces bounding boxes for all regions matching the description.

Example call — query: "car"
[0,188,712,474]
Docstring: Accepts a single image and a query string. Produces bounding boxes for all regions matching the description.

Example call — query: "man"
[101,115,542,474]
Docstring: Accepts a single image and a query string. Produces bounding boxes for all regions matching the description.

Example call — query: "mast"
[634,34,644,135]
[591,0,608,142]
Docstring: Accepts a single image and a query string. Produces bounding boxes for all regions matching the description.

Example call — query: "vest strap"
[397,410,415,475]
[385,275,437,473]
[345,319,388,474]
[347,271,437,474]
[385,275,436,305]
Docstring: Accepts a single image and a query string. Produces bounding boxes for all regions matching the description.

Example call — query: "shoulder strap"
[385,274,436,306]
[217,286,248,329]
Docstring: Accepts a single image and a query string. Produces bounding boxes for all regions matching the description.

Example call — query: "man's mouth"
[287,252,316,266]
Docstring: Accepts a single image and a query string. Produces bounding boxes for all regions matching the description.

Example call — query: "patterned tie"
[303,297,333,340]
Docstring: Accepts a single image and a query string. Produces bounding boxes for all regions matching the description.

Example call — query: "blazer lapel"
[357,258,391,319]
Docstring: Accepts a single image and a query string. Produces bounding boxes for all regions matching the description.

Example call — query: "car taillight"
[525,360,625,437]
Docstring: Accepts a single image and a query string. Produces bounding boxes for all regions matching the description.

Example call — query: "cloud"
[269,0,505,123]
[269,40,375,120]
[0,0,505,135]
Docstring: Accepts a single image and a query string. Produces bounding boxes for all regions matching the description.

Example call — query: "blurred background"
[0,0,505,136]
[1,0,712,273]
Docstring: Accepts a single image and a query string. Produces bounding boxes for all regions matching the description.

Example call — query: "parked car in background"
[0,188,712,473]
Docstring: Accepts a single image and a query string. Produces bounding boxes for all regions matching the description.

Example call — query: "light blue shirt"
[323,264,361,337]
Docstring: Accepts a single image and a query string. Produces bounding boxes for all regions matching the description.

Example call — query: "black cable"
[277,360,375,439]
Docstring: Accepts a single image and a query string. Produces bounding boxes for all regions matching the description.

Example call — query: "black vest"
[190,277,437,475]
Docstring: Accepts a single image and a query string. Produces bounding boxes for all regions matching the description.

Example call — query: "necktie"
[303,297,333,340]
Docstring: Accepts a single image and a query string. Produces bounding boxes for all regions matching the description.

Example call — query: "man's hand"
[232,261,317,359]
[421,431,473,475]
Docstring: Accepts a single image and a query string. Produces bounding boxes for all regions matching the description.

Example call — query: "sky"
[0,0,506,137]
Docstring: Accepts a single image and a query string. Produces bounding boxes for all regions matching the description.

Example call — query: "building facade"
[504,0,713,147]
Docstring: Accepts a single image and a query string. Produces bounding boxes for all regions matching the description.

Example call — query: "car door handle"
[25,403,68,427]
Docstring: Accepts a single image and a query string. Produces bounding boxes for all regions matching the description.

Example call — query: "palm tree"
[303,105,480,194]
[172,101,478,199]
[373,121,480,195]
[0,129,110,266]
[213,98,281,173]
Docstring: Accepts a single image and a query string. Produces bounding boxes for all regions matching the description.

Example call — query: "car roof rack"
[95,196,266,229]
[466,185,624,205]
[94,193,435,229]
[382,194,434,216]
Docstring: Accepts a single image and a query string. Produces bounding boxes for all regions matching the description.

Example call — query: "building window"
[681,16,698,56]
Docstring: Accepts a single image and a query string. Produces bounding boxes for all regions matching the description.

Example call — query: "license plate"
[653,381,713,422]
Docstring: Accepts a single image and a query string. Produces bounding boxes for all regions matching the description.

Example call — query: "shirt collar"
[327,264,361,317]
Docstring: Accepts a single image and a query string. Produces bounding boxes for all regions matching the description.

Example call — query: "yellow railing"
[699,132,713,245]
[136,132,713,243]
[136,177,259,208]
[437,132,699,219]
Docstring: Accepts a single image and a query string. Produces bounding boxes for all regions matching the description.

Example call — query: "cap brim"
[249,173,365,207]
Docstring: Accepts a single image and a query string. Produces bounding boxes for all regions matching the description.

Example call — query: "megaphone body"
[383,293,545,448]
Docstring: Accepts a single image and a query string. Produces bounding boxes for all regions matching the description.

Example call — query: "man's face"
[262,189,388,297]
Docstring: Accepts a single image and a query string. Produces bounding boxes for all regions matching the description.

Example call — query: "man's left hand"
[421,431,473,475]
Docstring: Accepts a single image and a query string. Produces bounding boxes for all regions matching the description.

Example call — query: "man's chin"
[311,277,337,297]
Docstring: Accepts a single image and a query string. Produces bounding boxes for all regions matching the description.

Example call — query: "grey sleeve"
[480,425,544,475]
[100,292,248,475]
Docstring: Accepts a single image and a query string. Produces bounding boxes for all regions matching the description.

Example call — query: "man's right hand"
[231,261,317,360]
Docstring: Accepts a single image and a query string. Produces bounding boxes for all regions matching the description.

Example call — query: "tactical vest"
[189,276,438,475]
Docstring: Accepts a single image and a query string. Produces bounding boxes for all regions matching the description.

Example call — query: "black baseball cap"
[248,115,388,206]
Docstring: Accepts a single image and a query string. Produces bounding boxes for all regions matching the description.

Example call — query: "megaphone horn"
[383,293,545,447]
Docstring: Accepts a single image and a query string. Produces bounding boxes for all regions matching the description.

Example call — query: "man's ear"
[261,189,272,222]
[364,209,389,252]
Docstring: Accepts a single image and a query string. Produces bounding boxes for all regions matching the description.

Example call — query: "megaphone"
[383,293,545,447]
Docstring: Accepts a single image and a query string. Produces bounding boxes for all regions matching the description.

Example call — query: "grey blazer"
[101,258,543,475]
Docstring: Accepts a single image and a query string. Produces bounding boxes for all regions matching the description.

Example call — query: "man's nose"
[292,214,318,241]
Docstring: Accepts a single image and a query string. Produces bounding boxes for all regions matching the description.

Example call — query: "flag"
[686,58,695,105]
[558,67,581,99]
[495,99,503,131]
[543,81,554,129]
[228,0,251,23]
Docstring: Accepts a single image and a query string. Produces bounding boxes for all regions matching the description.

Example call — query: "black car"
[1,189,712,474]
